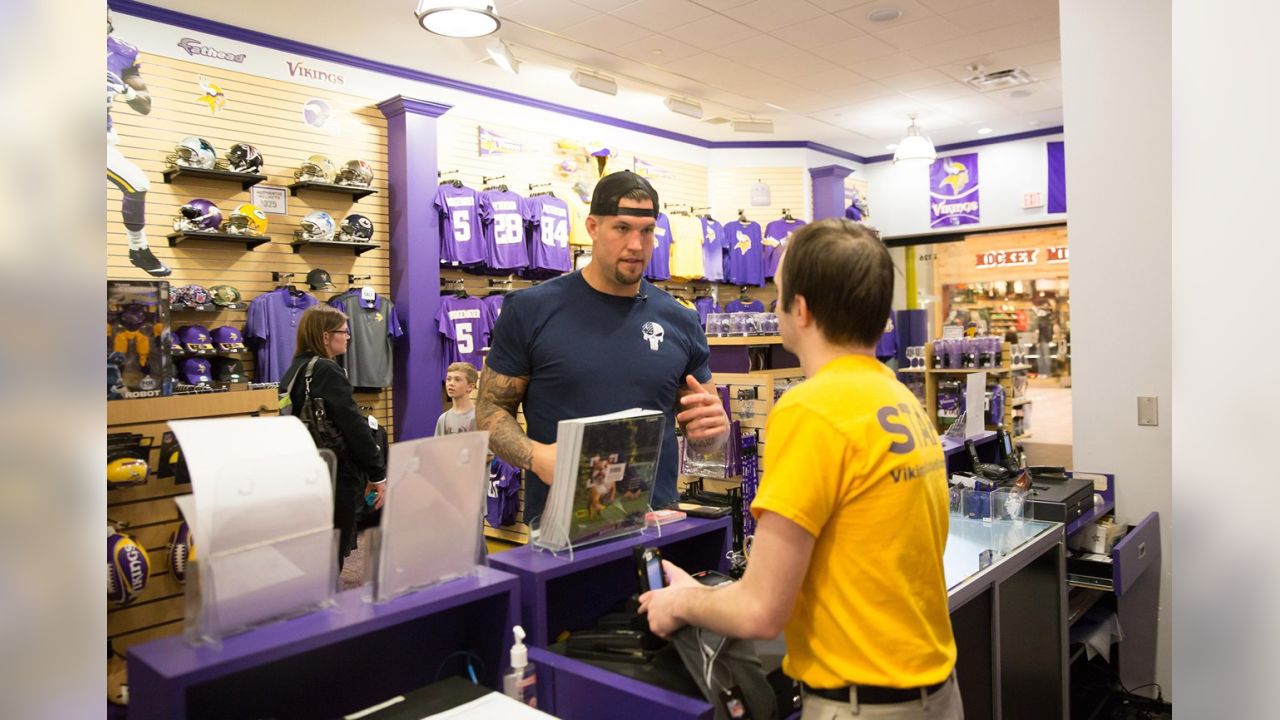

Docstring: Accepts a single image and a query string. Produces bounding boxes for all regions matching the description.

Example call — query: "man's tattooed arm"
[475,365,534,470]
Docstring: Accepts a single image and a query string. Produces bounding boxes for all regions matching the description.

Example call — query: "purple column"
[809,164,854,222]
[378,96,452,440]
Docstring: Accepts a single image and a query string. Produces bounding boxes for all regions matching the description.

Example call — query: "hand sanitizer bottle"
[503,625,537,707]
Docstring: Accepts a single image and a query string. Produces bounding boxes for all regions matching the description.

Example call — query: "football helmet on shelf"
[294,154,336,183]
[335,159,374,187]
[225,142,263,173]
[223,203,269,236]
[172,136,216,169]
[108,528,151,606]
[298,211,336,242]
[338,214,374,243]
[173,199,222,233]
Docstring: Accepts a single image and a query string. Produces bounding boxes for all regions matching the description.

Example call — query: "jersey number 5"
[452,210,471,243]
[456,322,473,354]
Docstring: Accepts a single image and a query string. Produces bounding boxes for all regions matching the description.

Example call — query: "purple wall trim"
[862,126,1066,163]
[380,97,450,440]
[377,95,452,119]
[809,165,853,222]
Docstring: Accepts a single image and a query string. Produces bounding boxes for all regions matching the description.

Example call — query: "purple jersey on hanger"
[522,195,572,275]
[725,298,765,313]
[482,294,505,322]
[479,189,529,271]
[700,217,725,282]
[693,297,719,329]
[486,458,522,528]
[723,220,764,287]
[435,295,494,381]
[643,213,673,281]
[762,218,806,278]
[245,287,319,383]
[107,36,141,131]
[434,184,486,266]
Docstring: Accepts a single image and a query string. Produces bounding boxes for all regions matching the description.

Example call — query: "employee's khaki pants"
[800,673,963,720]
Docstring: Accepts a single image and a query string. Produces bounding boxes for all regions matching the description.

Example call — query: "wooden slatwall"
[106,54,391,650]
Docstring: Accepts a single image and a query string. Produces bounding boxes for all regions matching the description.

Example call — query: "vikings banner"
[1047,141,1067,213]
[478,126,524,156]
[929,153,980,228]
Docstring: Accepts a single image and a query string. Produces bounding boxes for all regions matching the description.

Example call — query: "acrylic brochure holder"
[528,494,662,562]
[174,442,339,649]
[369,431,489,604]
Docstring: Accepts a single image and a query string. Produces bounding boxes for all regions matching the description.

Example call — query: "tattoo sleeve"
[475,365,534,470]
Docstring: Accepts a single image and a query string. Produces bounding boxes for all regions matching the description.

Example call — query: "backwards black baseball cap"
[589,170,659,218]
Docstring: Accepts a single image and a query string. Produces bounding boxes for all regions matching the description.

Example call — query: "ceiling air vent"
[963,67,1032,91]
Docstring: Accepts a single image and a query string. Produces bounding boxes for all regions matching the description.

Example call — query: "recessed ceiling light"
[1010,89,1033,99]
[650,48,664,56]
[885,143,898,150]
[977,127,992,135]
[868,8,903,23]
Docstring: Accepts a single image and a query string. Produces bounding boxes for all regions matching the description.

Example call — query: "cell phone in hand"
[634,546,666,592]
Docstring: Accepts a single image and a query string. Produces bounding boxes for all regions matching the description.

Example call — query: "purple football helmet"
[173,199,222,233]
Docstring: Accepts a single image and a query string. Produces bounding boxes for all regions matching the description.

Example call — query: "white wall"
[863,134,1066,238]
[1060,0,1172,701]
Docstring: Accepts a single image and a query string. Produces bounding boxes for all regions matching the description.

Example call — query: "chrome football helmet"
[172,136,216,169]
[294,154,336,183]
[335,159,374,187]
[297,211,336,242]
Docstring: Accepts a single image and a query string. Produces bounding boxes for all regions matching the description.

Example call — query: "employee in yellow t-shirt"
[639,218,960,719]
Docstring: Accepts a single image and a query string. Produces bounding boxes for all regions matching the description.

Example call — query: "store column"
[809,164,854,222]
[378,95,451,440]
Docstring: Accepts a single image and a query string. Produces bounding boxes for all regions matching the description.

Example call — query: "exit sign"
[1022,191,1045,209]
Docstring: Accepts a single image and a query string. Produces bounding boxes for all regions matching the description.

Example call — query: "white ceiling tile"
[562,13,654,40]
[770,14,865,48]
[499,0,601,31]
[850,52,927,79]
[713,33,802,64]
[837,0,937,32]
[658,51,744,82]
[986,40,1060,69]
[610,0,714,33]
[758,51,842,78]
[942,0,1056,33]
[789,66,874,93]
[906,36,991,66]
[688,0,757,10]
[1022,59,1061,80]
[969,14,1059,52]
[613,34,703,64]
[813,35,899,67]
[662,14,759,49]
[879,68,953,91]
[872,17,964,51]
[903,81,978,103]
[936,94,1007,121]
[807,0,877,10]
[918,0,988,12]
[569,0,640,11]
[729,0,829,32]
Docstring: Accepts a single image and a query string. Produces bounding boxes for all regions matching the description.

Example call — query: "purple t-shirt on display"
[725,298,765,313]
[482,294,505,323]
[763,218,806,278]
[700,217,725,282]
[486,458,522,528]
[436,295,495,381]
[245,287,319,383]
[434,184,486,266]
[693,296,719,328]
[522,195,572,275]
[644,213,673,281]
[723,220,764,287]
[479,189,529,271]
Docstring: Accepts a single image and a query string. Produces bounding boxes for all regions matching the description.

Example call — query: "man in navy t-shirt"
[479,171,731,523]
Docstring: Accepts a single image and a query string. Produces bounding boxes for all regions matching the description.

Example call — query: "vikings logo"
[734,232,752,255]
[196,75,226,114]
[938,158,969,195]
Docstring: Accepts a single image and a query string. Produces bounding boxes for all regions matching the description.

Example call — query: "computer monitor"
[997,425,1014,462]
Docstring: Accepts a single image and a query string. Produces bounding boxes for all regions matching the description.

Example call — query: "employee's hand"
[364,480,386,510]
[531,441,557,485]
[677,375,730,445]
[638,560,698,638]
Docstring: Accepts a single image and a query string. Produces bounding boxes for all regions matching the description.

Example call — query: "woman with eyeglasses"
[281,304,385,570]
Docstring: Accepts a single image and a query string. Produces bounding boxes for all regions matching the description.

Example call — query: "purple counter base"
[127,566,519,720]
[488,517,732,647]
[530,645,714,720]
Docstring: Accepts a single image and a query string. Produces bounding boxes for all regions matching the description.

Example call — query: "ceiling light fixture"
[485,38,519,74]
[732,118,774,133]
[663,95,703,119]
[570,67,618,95]
[892,113,936,166]
[415,0,500,38]
[868,8,903,22]
[977,127,992,135]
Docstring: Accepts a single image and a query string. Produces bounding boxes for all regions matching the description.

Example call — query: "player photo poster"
[929,153,980,228]
[478,126,524,156]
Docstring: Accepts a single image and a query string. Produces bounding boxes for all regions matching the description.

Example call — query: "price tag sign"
[1022,191,1044,209]
[251,185,288,215]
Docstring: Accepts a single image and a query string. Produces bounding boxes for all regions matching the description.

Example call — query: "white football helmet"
[335,159,374,187]
[294,154,336,183]
[298,211,336,242]
[173,136,217,169]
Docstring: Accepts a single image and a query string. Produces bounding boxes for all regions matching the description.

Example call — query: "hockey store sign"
[929,153,980,228]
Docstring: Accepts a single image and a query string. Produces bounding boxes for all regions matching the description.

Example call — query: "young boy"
[435,362,479,435]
